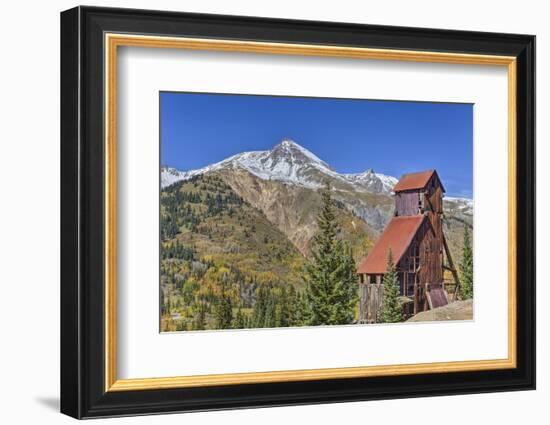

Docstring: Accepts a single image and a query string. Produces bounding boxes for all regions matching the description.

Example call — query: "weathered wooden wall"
[425,183,443,241]
[395,191,421,216]
[358,280,384,323]
[394,217,443,313]
[416,218,443,288]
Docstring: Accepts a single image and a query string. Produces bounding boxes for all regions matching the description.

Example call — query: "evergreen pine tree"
[379,249,403,323]
[251,286,268,328]
[232,308,247,329]
[263,292,277,328]
[193,299,206,331]
[290,291,309,326]
[459,225,474,300]
[302,184,358,325]
[286,286,298,326]
[160,289,166,316]
[331,243,358,324]
[214,274,233,329]
[276,286,291,327]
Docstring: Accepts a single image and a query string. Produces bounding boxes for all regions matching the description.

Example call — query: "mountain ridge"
[162,138,399,196]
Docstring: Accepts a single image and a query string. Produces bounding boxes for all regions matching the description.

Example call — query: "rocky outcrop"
[407,300,473,322]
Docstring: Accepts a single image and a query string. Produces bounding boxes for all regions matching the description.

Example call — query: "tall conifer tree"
[214,273,233,329]
[232,308,247,329]
[302,184,358,325]
[263,296,276,328]
[459,225,474,300]
[252,285,268,328]
[379,249,402,323]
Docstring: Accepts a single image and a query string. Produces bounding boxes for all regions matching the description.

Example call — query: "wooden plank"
[442,232,462,298]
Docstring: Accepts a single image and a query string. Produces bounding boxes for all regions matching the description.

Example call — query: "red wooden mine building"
[357,170,459,323]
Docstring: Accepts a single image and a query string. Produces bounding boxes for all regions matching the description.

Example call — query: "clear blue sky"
[161,92,473,198]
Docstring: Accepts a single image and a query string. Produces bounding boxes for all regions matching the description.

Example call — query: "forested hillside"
[161,175,307,331]
[160,174,375,331]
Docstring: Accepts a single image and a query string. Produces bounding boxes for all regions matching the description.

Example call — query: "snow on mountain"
[161,138,398,195]
[161,167,189,188]
[444,196,474,212]
[218,139,341,187]
[342,169,398,195]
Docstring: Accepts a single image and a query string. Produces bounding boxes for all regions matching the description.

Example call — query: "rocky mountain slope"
[216,168,378,259]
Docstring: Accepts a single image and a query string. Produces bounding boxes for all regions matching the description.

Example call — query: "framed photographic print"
[60,6,535,419]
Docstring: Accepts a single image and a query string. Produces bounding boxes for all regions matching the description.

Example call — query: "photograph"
[159,92,474,332]
[57,5,535,419]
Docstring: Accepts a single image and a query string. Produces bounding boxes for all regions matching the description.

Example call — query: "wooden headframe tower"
[357,170,460,323]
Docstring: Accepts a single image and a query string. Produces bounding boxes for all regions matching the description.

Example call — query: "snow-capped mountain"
[161,139,398,195]
[342,169,398,195]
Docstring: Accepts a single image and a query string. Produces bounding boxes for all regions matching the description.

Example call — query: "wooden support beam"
[442,232,461,299]
[413,274,418,315]
[358,282,368,324]
[424,193,435,213]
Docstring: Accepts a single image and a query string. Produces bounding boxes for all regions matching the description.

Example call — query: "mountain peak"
[268,138,333,171]
[272,138,306,154]
[279,138,297,148]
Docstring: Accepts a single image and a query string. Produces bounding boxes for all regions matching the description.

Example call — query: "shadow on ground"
[35,396,59,412]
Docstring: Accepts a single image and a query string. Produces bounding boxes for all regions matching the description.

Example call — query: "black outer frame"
[60,6,535,419]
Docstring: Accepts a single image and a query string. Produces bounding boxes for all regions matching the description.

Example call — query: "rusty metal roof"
[393,169,445,193]
[357,215,426,274]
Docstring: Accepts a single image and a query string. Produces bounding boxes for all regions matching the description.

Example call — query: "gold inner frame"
[104,33,517,392]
